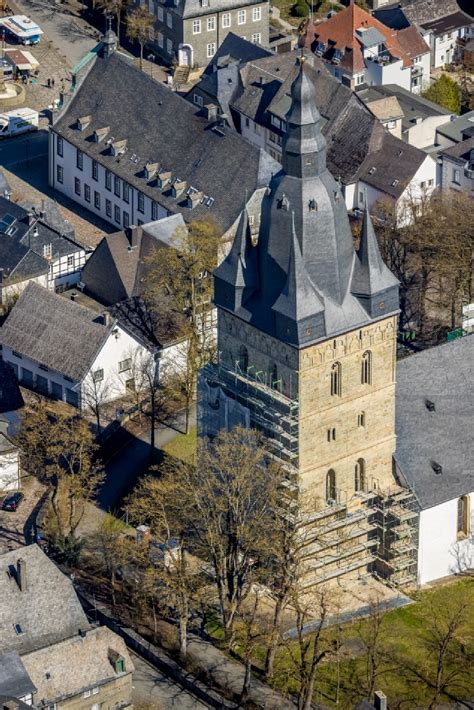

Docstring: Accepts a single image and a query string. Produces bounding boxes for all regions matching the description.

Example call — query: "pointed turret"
[351,204,399,318]
[272,212,324,344]
[282,59,327,179]
[214,206,258,311]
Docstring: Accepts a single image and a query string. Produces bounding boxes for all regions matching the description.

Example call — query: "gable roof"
[395,336,474,509]
[440,135,474,161]
[373,0,472,32]
[22,626,133,705]
[53,51,278,234]
[301,4,429,75]
[0,283,113,381]
[365,95,404,122]
[0,544,89,655]
[0,652,36,699]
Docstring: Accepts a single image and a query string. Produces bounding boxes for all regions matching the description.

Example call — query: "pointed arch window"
[457,495,470,539]
[355,458,366,493]
[239,345,249,373]
[331,362,342,396]
[326,469,337,503]
[270,362,280,392]
[361,351,372,385]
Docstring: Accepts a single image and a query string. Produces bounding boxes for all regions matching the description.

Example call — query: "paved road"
[131,653,209,710]
[12,0,98,66]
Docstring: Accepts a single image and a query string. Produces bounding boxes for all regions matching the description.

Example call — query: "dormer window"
[171,179,187,197]
[186,186,202,208]
[278,194,289,211]
[94,126,110,142]
[43,243,52,259]
[77,115,91,131]
[111,139,128,157]
[144,162,158,180]
[157,170,171,188]
[308,198,317,211]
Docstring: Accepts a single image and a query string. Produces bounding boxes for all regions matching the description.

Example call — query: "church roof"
[214,60,399,349]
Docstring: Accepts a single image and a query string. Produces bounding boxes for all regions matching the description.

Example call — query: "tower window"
[355,458,366,493]
[326,469,337,503]
[331,362,342,396]
[327,428,336,441]
[239,345,249,373]
[457,496,470,539]
[358,411,366,427]
[361,351,372,385]
[270,363,280,392]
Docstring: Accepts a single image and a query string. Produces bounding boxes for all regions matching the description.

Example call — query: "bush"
[422,73,461,114]
[292,1,308,16]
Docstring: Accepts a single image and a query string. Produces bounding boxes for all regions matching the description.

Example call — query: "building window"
[92,687,100,695]
[239,345,248,373]
[361,351,372,385]
[157,5,163,21]
[357,411,366,427]
[119,358,132,373]
[326,469,336,503]
[207,42,216,58]
[192,18,201,33]
[166,11,172,27]
[452,168,461,185]
[166,38,173,54]
[84,183,91,203]
[457,495,469,539]
[251,32,261,43]
[193,93,204,107]
[158,31,164,47]
[238,9,246,24]
[76,149,83,170]
[222,12,230,27]
[123,211,130,227]
[123,182,130,203]
[355,458,366,492]
[43,243,52,259]
[330,362,341,396]
[92,159,98,181]
[114,205,121,223]
[105,170,112,191]
[106,198,112,217]
[92,369,104,383]
[270,362,280,391]
[252,6,261,21]
[138,192,145,213]
[74,177,81,195]
[83,690,91,699]
[57,135,63,157]
[355,73,365,85]
[114,176,121,196]
[56,165,63,184]
[94,191,101,209]
[67,255,75,267]
[207,16,215,31]
[327,427,336,442]
[151,201,159,220]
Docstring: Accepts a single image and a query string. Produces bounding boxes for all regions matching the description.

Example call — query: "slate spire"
[281,58,327,179]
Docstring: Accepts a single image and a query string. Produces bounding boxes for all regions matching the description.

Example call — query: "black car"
[2,492,24,512]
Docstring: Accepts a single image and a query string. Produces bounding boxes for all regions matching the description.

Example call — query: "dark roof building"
[0,652,36,701]
[0,545,89,655]
[373,0,472,31]
[52,47,278,236]
[395,336,474,510]
[214,61,399,348]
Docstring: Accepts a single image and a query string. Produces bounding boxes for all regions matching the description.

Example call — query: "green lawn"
[209,578,474,707]
[163,425,197,464]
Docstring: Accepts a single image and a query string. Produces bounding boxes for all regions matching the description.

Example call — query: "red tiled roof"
[301,4,429,75]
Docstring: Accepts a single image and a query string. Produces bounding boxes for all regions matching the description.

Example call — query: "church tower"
[200,60,414,586]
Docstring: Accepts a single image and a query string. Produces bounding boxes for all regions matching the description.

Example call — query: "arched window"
[358,411,366,428]
[457,495,470,538]
[326,469,337,503]
[239,345,249,373]
[270,362,280,392]
[355,458,366,493]
[361,351,372,385]
[331,362,342,396]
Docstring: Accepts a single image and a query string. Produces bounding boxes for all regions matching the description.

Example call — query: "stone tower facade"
[199,60,416,586]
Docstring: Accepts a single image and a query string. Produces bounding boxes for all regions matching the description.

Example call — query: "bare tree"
[82,372,116,434]
[97,513,134,608]
[96,0,129,44]
[356,597,388,702]
[126,6,154,70]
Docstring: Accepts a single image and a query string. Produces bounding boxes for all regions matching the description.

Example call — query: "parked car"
[2,491,24,511]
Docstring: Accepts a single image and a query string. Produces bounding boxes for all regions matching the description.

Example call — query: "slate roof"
[53,50,278,234]
[191,44,429,191]
[301,5,429,75]
[158,0,266,18]
[82,215,185,306]
[421,10,473,33]
[0,652,36,699]
[440,135,474,161]
[0,283,113,381]
[22,626,133,706]
[395,336,474,510]
[214,63,399,348]
[0,544,89,655]
[436,110,474,143]
[0,196,84,287]
[365,95,404,122]
[373,0,472,32]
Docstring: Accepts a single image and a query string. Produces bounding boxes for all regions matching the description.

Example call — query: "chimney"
[126,224,142,249]
[205,103,218,122]
[17,558,27,592]
[374,691,387,710]
[70,291,77,302]
[27,209,35,226]
[102,312,110,327]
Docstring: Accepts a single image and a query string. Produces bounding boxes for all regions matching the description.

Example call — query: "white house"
[0,418,20,492]
[440,136,474,193]
[395,336,474,585]
[0,282,151,409]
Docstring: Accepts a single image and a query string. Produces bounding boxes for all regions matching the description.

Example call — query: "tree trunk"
[95,407,102,435]
[116,10,121,44]
[240,657,252,705]
[265,594,285,679]
[139,41,144,70]
[111,568,117,608]
[150,395,156,454]
[179,613,187,661]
